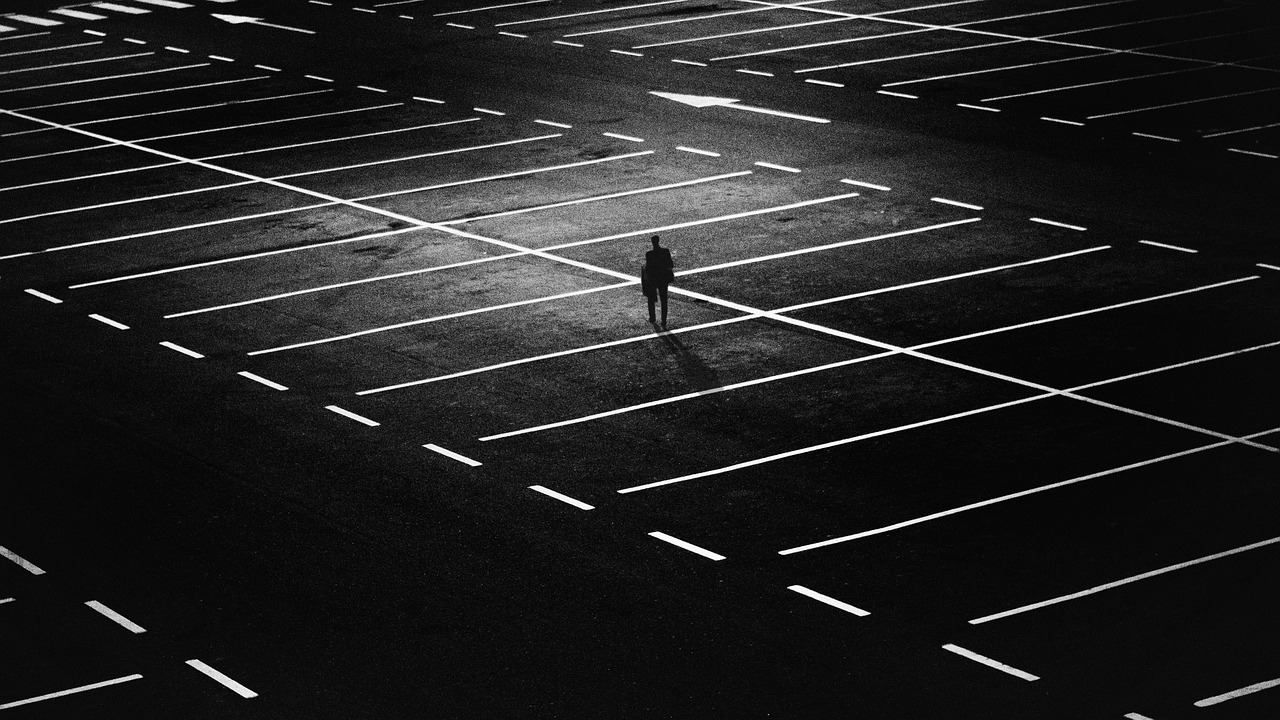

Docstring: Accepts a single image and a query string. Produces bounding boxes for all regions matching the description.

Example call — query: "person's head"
[651,235,661,248]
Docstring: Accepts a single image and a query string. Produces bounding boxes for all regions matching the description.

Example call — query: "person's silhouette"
[642,235,674,327]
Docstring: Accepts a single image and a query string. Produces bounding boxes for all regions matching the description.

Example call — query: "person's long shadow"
[654,325,723,395]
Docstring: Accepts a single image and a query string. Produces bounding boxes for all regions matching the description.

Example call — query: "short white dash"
[534,119,572,128]
[89,313,129,330]
[413,96,445,103]
[186,660,257,698]
[160,341,204,358]
[354,7,377,13]
[499,31,528,38]
[805,79,843,87]
[1133,131,1179,142]
[0,598,13,605]
[603,132,644,142]
[529,485,594,510]
[1257,263,1280,271]
[423,443,482,467]
[878,90,917,99]
[446,22,475,29]
[1228,147,1277,159]
[24,288,62,304]
[123,38,147,45]
[326,405,380,427]
[931,197,983,210]
[1042,116,1084,126]
[788,585,869,616]
[85,600,146,633]
[1139,240,1196,253]
[611,49,643,57]
[736,69,773,77]
[841,179,890,191]
[0,674,143,709]
[1124,714,1156,720]
[1030,217,1086,231]
[254,64,280,72]
[399,15,414,20]
[6,14,61,27]
[51,8,108,19]
[941,644,1039,681]
[165,46,190,54]
[358,85,387,93]
[474,107,505,115]
[1195,677,1280,707]
[237,371,288,391]
[310,1,332,4]
[957,102,999,112]
[754,161,800,173]
[553,40,584,47]
[306,75,333,82]
[0,546,45,574]
[672,59,706,67]
[648,532,725,561]
[84,30,108,37]
[677,146,719,157]
[208,55,234,62]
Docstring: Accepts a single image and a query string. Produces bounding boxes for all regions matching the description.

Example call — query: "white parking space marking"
[186,659,257,698]
[534,119,572,128]
[677,145,719,156]
[1131,132,1179,142]
[1195,677,1280,707]
[431,0,552,15]
[841,179,890,191]
[971,535,1280,625]
[0,546,46,574]
[0,52,154,76]
[0,63,213,96]
[0,597,12,605]
[141,100,400,142]
[878,90,918,99]
[15,75,270,112]
[1029,217,1086,230]
[133,0,193,7]
[198,116,473,160]
[1088,87,1280,120]
[271,133,563,179]
[1124,713,1156,720]
[931,197,983,210]
[89,314,130,330]
[1204,121,1280,138]
[326,405,380,427]
[788,585,870,616]
[93,3,151,14]
[982,66,1219,103]
[1042,117,1084,126]
[1228,148,1278,159]
[883,50,1114,87]
[50,9,109,20]
[4,15,61,27]
[424,444,482,466]
[0,181,256,227]
[159,341,204,358]
[1259,263,1280,272]
[238,371,288,391]
[0,674,144,709]
[0,41,103,58]
[85,600,147,633]
[754,161,799,172]
[495,0,694,27]
[23,289,62,304]
[648,532,726,561]
[1139,240,1196,253]
[0,162,182,191]
[564,5,776,39]
[941,644,1039,681]
[529,485,594,510]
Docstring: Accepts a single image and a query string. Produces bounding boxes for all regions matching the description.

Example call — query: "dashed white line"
[529,485,594,509]
[931,197,983,210]
[208,55,235,63]
[186,659,257,698]
[159,341,204,358]
[85,600,146,633]
[1139,240,1196,253]
[446,22,475,29]
[326,405,380,427]
[123,38,147,45]
[166,46,190,53]
[237,371,288,391]
[354,7,378,13]
[941,644,1039,681]
[413,96,445,103]
[499,31,529,38]
[88,313,129,330]
[424,443,482,467]
[1029,217,1086,230]
[841,179,891,191]
[603,132,644,142]
[23,288,62,303]
[788,585,869,616]
[358,85,387,93]
[1195,677,1280,707]
[648,532,725,561]
[754,161,799,173]
[0,674,144,709]
[254,64,280,71]
[1258,263,1280,271]
[0,546,45,574]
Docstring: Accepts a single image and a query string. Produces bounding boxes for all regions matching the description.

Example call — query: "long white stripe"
[270,133,563,179]
[941,644,1038,681]
[971,535,1280,625]
[0,181,255,226]
[85,600,147,633]
[648,531,726,560]
[185,660,257,698]
[0,675,143,709]
[1196,677,1280,707]
[529,485,594,509]
[68,89,330,128]
[424,443,483,466]
[0,545,46,574]
[0,62,208,95]
[495,0,692,26]
[0,51,153,75]
[159,341,204,358]
[432,0,551,15]
[237,371,288,390]
[198,116,475,160]
[137,101,399,142]
[564,6,775,38]
[15,75,269,111]
[326,405,380,426]
[47,203,335,255]
[788,585,870,616]
[0,41,102,58]
[1088,86,1280,119]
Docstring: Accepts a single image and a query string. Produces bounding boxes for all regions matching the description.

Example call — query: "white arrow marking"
[650,91,830,123]
[212,13,315,34]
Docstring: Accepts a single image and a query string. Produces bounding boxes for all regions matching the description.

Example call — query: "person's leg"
[658,285,668,327]
[647,295,656,323]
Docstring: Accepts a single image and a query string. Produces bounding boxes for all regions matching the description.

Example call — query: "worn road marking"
[85,600,146,633]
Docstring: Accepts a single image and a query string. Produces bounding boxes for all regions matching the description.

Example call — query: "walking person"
[642,235,674,327]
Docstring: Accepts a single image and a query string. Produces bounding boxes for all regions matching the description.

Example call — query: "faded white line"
[941,644,1039,681]
[931,197,983,210]
[0,63,210,95]
[529,485,594,509]
[424,443,482,466]
[85,600,146,633]
[1088,86,1280,119]
[1195,676,1280,707]
[788,584,869,616]
[841,179,890,191]
[648,531,725,560]
[0,674,143,709]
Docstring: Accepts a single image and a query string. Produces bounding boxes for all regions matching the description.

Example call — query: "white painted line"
[424,444,482,467]
[529,485,594,510]
[1132,132,1179,142]
[499,32,529,38]
[159,341,204,358]
[305,75,333,82]
[358,85,387,93]
[1030,217,1086,230]
[133,0,193,7]
[83,30,107,37]
[931,197,983,210]
[186,660,257,698]
[610,49,643,57]
[1228,148,1278,159]
[23,288,62,304]
[89,313,129,330]
[93,2,151,13]
[1139,240,1196,253]
[676,146,719,156]
[564,4,774,39]
[805,79,843,87]
[603,132,644,142]
[0,51,154,76]
[496,0,689,26]
[51,9,108,20]
[736,69,774,76]
[534,119,572,128]
[957,102,999,112]
[0,546,45,574]
[941,644,1039,681]
[254,64,280,71]
[5,14,61,27]
[0,674,143,709]
[238,371,288,391]
[553,40,585,47]
[1072,339,1280,391]
[326,405,380,427]
[672,59,707,66]
[0,597,12,604]
[1204,121,1280,138]
[1042,116,1084,126]
[973,535,1280,625]
[1089,86,1280,119]
[1124,714,1156,720]
[274,133,561,179]
[754,161,800,173]
[413,96,445,103]
[85,600,146,633]
[0,63,210,96]
[788,585,869,616]
[124,38,147,45]
[446,23,475,29]
[1258,263,1280,271]
[877,90,917,99]
[841,179,890,191]
[648,532,725,561]
[354,7,378,13]
[1196,677,1280,707]
[15,75,270,111]
[0,41,103,57]
[433,0,551,15]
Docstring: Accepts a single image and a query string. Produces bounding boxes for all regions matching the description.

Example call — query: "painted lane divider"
[423,444,482,467]
[1195,676,1280,707]
[788,585,869,616]
[1042,116,1084,126]
[159,341,204,358]
[0,674,143,710]
[326,405,379,427]
[23,288,61,303]
[237,371,288,391]
[648,532,725,561]
[529,485,594,510]
[85,600,146,633]
[186,659,257,698]
[0,546,45,574]
[88,313,129,330]
[941,644,1039,681]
